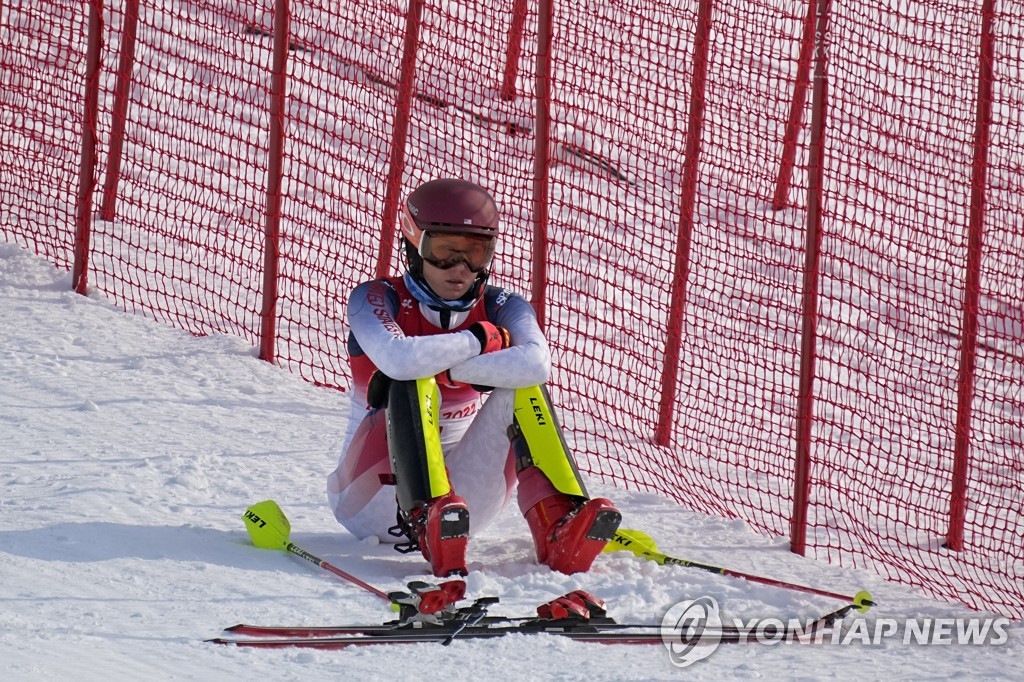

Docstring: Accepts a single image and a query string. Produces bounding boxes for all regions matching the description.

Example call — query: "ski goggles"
[419,231,496,273]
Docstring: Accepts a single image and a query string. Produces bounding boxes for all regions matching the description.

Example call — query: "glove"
[437,369,493,393]
[468,321,511,355]
[435,369,469,390]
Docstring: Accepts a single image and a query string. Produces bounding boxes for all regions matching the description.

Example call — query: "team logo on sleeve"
[366,282,402,334]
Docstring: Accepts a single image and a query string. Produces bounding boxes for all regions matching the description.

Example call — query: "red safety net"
[0,0,86,267]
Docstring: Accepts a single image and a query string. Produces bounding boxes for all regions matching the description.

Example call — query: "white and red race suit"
[328,273,550,541]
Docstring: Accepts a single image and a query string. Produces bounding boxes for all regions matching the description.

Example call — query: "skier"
[328,178,621,579]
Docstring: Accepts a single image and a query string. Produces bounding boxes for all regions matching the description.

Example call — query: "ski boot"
[523,493,622,574]
[391,492,470,578]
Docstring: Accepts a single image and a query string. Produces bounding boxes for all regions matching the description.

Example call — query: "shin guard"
[510,386,621,574]
[385,377,468,577]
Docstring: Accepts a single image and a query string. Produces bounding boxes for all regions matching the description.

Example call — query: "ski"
[210,628,666,648]
[222,590,617,638]
[223,614,644,638]
[219,586,624,639]
[210,603,859,649]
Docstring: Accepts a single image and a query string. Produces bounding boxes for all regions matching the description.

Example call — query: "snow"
[2,242,1022,680]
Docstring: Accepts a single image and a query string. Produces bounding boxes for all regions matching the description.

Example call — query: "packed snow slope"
[1,244,1021,680]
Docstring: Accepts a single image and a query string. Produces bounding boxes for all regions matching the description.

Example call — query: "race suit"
[328,273,550,540]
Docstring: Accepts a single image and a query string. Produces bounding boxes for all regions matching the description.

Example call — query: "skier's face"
[421,258,476,300]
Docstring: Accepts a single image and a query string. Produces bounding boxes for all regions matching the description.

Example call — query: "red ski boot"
[523,493,621,574]
[418,492,470,578]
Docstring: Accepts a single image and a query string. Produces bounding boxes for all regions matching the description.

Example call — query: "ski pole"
[242,499,391,603]
[605,528,874,612]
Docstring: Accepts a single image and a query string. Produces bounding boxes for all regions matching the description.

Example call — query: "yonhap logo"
[659,595,1012,667]
[660,596,723,667]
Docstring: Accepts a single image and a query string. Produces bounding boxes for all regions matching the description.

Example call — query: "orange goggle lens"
[419,232,496,273]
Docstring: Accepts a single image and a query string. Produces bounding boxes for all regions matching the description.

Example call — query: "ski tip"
[852,590,875,613]
[222,624,246,633]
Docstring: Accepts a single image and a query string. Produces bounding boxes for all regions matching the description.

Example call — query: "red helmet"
[399,178,499,250]
[398,179,499,311]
